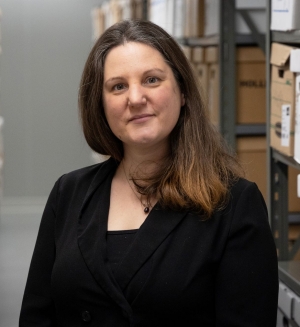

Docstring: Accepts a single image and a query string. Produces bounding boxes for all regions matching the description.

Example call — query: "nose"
[127,84,147,108]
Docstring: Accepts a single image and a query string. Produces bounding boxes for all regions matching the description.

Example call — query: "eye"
[146,77,159,84]
[113,83,125,91]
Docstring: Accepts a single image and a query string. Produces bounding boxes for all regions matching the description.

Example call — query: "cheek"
[103,96,124,123]
[157,88,182,119]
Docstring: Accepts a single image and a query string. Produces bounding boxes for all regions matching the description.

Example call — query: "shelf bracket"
[236,9,266,53]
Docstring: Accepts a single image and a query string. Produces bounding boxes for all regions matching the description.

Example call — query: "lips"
[128,114,154,123]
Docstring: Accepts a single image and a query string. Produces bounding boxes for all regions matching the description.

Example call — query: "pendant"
[144,206,150,213]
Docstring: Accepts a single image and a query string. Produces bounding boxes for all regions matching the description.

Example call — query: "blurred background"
[0,1,101,325]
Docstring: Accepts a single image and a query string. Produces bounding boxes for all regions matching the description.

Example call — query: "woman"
[20,20,278,326]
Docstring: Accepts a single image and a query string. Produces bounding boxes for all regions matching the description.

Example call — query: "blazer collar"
[77,157,188,313]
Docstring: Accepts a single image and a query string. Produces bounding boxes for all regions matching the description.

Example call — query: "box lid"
[270,42,294,67]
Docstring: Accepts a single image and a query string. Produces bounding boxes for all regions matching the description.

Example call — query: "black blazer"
[19,157,278,327]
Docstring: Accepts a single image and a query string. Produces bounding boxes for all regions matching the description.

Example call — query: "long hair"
[78,19,243,218]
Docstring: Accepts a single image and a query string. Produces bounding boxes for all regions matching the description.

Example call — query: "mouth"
[128,114,154,123]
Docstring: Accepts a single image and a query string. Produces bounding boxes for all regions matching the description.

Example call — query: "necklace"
[121,161,150,214]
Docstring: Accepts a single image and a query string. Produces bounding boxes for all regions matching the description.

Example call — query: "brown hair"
[78,19,243,218]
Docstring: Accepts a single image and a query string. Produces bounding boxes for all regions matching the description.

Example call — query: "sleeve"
[19,177,63,327]
[215,182,278,327]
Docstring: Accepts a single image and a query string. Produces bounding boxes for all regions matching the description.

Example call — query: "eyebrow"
[104,68,166,85]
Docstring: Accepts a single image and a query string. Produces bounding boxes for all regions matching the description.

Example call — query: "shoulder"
[223,177,269,233]
[229,177,265,207]
[230,177,258,194]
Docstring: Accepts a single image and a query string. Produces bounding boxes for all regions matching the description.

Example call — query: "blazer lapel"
[77,158,133,315]
[77,157,188,313]
[114,206,188,291]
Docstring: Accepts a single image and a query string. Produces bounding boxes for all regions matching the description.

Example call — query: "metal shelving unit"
[266,3,300,262]
[266,1,300,325]
[180,0,267,149]
[219,0,270,147]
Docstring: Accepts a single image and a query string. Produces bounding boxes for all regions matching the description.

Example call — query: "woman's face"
[102,42,185,153]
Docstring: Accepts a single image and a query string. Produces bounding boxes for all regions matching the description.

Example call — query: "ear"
[181,93,185,106]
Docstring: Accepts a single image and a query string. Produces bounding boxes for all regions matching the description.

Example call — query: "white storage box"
[271,0,300,31]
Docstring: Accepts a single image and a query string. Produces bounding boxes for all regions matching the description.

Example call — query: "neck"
[122,141,169,173]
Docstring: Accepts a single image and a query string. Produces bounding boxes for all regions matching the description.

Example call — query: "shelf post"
[272,158,289,260]
[219,0,236,149]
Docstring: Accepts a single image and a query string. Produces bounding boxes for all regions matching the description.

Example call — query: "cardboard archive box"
[237,136,267,201]
[236,47,266,124]
[205,46,266,126]
[289,166,300,212]
[237,136,300,212]
[290,49,300,164]
[180,45,192,61]
[270,42,298,157]
[294,73,300,162]
[191,46,208,97]
[271,0,300,31]
[184,0,204,38]
[205,46,219,126]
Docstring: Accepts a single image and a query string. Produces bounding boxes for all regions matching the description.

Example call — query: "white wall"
[0,0,102,198]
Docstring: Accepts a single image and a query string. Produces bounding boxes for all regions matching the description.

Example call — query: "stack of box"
[236,136,267,200]
[181,43,268,201]
[237,136,300,209]
[149,0,204,38]
[235,47,266,201]
[269,43,300,212]
[236,47,266,124]
[198,46,266,127]
[191,46,208,97]
[290,49,300,164]
[204,46,219,126]
[92,0,144,40]
[270,0,300,225]
[180,44,266,125]
[270,43,300,159]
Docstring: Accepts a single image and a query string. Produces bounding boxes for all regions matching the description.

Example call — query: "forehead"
[103,42,169,75]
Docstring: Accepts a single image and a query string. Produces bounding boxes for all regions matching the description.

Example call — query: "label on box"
[295,95,300,163]
[272,0,289,12]
[281,104,291,147]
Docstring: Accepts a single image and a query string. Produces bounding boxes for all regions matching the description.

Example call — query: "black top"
[19,157,279,327]
[106,230,138,277]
